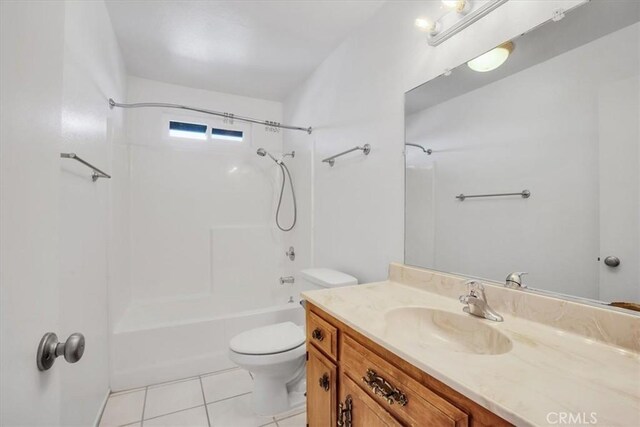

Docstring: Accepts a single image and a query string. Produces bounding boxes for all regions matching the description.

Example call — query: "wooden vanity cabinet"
[305,302,512,427]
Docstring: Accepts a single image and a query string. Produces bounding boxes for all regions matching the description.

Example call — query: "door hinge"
[306,351,309,361]
[337,395,352,427]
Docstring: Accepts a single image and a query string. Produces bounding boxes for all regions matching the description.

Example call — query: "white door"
[598,76,640,302]
[0,1,66,425]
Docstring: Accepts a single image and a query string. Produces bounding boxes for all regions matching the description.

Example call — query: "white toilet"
[228,268,358,415]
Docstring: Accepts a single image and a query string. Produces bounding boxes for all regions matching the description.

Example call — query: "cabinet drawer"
[342,334,468,427]
[339,372,401,427]
[307,311,338,360]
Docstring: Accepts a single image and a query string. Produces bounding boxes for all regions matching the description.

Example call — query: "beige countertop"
[302,280,640,427]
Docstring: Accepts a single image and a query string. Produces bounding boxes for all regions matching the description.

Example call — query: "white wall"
[405,23,638,299]
[121,77,295,313]
[60,1,127,424]
[283,0,584,284]
[1,0,127,425]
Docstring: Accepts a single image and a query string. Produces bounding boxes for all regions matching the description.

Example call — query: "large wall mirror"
[404,0,639,309]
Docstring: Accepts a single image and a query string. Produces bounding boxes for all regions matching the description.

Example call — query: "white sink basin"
[384,307,512,355]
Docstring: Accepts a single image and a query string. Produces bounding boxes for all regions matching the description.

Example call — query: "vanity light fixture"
[441,0,472,15]
[414,17,440,36]
[467,41,514,72]
[418,0,509,46]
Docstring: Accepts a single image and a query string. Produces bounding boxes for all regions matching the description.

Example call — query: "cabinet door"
[339,373,401,427]
[307,346,337,427]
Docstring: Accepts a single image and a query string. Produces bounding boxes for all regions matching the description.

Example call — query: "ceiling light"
[415,17,440,36]
[467,41,514,72]
[442,0,471,14]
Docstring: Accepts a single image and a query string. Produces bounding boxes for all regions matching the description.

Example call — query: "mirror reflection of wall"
[404,0,639,306]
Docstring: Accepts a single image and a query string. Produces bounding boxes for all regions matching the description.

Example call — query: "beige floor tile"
[99,390,145,427]
[207,393,274,427]
[144,378,205,419]
[201,369,253,403]
[274,405,305,420]
[144,406,209,427]
[276,412,306,427]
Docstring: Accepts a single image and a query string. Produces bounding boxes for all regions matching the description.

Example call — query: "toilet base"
[228,342,307,416]
[249,359,306,415]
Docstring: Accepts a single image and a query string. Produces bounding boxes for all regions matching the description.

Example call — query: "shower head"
[256,147,280,164]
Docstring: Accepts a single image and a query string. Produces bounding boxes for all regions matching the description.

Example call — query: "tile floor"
[99,368,305,427]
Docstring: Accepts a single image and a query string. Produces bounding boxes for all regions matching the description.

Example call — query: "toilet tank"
[300,268,358,291]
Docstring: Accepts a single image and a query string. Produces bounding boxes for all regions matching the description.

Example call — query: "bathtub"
[109,296,305,391]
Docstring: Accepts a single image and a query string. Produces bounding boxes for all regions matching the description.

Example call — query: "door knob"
[37,332,85,371]
[604,256,621,267]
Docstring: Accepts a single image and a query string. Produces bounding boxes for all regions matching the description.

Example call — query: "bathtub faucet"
[280,276,295,285]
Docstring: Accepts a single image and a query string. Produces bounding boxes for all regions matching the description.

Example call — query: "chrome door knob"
[62,333,85,363]
[37,332,85,371]
[604,256,621,267]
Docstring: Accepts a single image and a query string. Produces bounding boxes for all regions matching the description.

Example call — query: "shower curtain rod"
[108,99,312,134]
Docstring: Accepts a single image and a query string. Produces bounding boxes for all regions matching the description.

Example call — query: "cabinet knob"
[319,373,330,391]
[311,328,324,341]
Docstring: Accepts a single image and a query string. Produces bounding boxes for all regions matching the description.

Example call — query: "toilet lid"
[230,322,305,355]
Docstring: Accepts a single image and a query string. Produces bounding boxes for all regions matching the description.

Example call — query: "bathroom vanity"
[302,264,640,427]
[304,302,508,426]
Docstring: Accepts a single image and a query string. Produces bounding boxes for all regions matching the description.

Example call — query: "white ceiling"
[105,0,385,101]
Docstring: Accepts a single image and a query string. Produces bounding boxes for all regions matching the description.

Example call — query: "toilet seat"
[229,321,305,355]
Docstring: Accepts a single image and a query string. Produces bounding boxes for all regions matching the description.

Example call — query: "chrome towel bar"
[322,144,371,167]
[456,189,530,201]
[60,153,111,181]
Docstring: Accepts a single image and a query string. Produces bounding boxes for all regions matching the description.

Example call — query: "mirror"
[404,0,639,309]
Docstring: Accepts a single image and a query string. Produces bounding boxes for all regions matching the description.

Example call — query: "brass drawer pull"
[311,327,324,341]
[362,369,408,406]
[319,373,330,391]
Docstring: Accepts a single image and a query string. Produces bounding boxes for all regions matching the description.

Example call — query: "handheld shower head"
[255,148,297,232]
[256,147,280,164]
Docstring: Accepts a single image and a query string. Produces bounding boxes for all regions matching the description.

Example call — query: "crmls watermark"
[546,412,598,425]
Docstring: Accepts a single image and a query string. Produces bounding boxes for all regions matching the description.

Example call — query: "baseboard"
[93,388,110,427]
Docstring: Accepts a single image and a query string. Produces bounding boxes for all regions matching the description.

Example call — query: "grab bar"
[322,144,371,167]
[456,189,530,201]
[60,153,111,181]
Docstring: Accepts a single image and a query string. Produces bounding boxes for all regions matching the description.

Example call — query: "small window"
[211,127,244,142]
[169,121,207,140]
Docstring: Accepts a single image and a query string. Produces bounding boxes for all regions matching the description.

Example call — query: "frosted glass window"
[211,127,244,142]
[169,121,207,140]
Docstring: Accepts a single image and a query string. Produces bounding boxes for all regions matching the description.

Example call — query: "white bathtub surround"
[98,368,305,427]
[108,76,312,389]
[302,264,640,427]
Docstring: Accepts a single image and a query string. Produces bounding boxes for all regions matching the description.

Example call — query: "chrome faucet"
[279,276,295,285]
[459,280,503,322]
[505,272,528,289]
